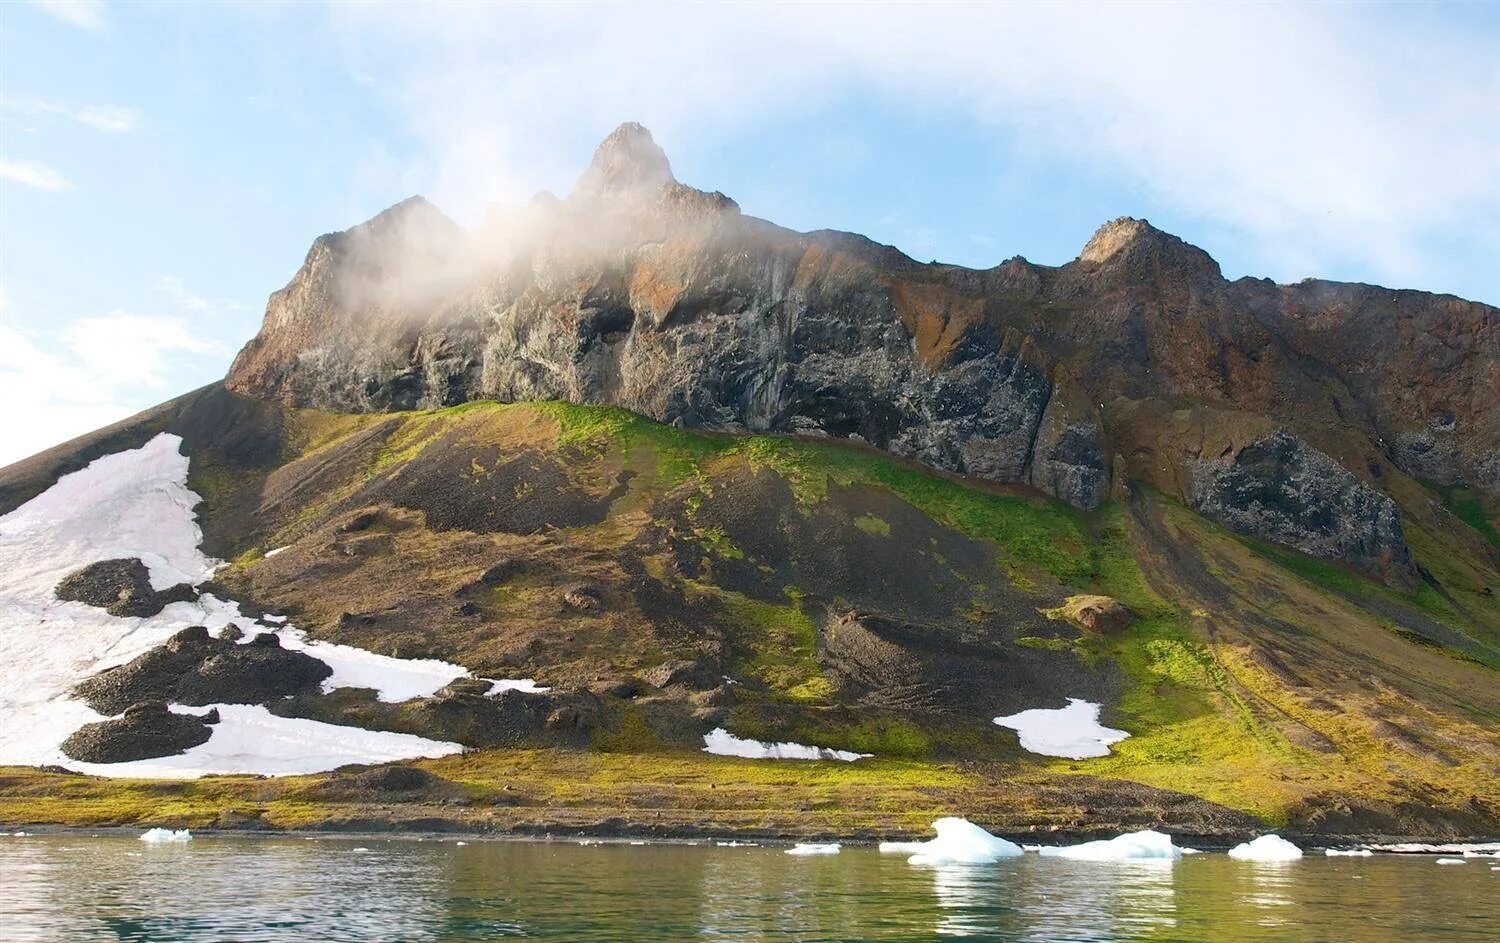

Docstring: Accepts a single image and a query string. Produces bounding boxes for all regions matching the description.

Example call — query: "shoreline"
[7,820,1497,852]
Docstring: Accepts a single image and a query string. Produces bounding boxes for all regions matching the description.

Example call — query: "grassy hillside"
[3,394,1496,838]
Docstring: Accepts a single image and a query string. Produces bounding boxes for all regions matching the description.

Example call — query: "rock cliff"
[227,123,1498,587]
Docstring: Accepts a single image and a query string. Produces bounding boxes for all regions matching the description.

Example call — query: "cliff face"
[227,123,1498,588]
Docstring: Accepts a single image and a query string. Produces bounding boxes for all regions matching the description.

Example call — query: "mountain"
[1,125,1496,841]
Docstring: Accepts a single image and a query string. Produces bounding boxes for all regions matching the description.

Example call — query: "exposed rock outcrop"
[1190,430,1417,588]
[224,123,1498,585]
[74,625,333,714]
[55,558,197,618]
[60,701,214,763]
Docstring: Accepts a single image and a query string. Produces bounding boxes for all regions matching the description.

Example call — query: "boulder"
[60,701,214,763]
[55,558,197,618]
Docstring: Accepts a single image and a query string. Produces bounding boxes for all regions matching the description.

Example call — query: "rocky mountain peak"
[1076,216,1222,281]
[571,122,676,199]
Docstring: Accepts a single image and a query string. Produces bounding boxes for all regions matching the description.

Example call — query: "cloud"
[0,159,73,191]
[325,2,1500,290]
[29,0,107,30]
[0,313,222,466]
[0,96,141,133]
[155,276,249,317]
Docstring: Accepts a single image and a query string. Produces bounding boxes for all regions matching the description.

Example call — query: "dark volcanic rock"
[222,123,1497,581]
[73,625,333,714]
[60,701,213,763]
[55,558,197,618]
[1190,430,1417,588]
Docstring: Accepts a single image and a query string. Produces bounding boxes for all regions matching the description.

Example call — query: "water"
[1,835,1496,942]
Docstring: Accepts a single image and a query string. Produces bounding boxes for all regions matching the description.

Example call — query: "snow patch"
[1037,829,1181,861]
[1324,848,1373,857]
[785,843,840,856]
[64,703,460,778]
[880,817,1023,865]
[485,678,550,696]
[139,828,191,843]
[1228,835,1303,861]
[702,727,870,761]
[992,698,1128,759]
[0,434,466,775]
[263,546,290,558]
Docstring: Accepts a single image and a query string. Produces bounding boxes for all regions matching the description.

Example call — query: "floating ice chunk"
[62,704,462,778]
[139,828,191,843]
[1038,829,1181,861]
[263,546,291,558]
[785,843,840,856]
[716,840,758,847]
[702,728,870,762]
[485,678,551,696]
[1325,848,1373,857]
[1228,835,1303,861]
[992,698,1129,758]
[1435,858,1467,865]
[884,817,1024,866]
[455,841,468,846]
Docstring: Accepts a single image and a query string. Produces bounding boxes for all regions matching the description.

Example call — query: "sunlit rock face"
[226,123,1499,585]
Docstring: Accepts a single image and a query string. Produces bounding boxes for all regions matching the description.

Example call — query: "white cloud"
[154,276,249,317]
[326,2,1500,290]
[29,0,107,30]
[0,159,73,192]
[0,96,141,133]
[0,314,222,466]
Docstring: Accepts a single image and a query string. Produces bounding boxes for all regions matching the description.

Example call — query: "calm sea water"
[1,834,1496,942]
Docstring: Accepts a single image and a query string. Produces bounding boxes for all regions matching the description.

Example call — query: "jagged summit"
[1076,216,1222,280]
[571,122,676,199]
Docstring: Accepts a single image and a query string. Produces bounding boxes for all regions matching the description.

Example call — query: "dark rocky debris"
[60,701,214,763]
[73,625,333,715]
[55,558,197,618]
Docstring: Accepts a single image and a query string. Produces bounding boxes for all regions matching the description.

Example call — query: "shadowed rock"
[73,625,333,714]
[60,701,213,763]
[55,558,197,618]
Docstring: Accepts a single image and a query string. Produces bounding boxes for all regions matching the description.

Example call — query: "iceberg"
[139,828,191,843]
[785,843,840,856]
[702,728,870,761]
[992,698,1129,759]
[879,817,1023,865]
[1038,829,1181,860]
[1228,835,1303,861]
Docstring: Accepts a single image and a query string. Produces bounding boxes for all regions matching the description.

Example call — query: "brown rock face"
[1054,596,1134,636]
[225,123,1498,586]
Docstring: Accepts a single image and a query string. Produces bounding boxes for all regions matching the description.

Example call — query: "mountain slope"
[1,124,1497,840]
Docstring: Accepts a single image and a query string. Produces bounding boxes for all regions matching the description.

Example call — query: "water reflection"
[2,836,1498,942]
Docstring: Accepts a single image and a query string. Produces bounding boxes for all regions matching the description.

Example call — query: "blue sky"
[2,1,1498,464]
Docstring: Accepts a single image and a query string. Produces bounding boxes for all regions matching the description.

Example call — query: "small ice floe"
[992,698,1128,759]
[1325,848,1374,857]
[1435,858,1467,865]
[139,828,191,843]
[1369,842,1500,855]
[455,841,468,846]
[263,546,291,558]
[1038,829,1181,861]
[485,678,550,696]
[785,843,840,856]
[352,847,371,853]
[629,841,647,846]
[1181,847,1203,855]
[879,817,1022,866]
[1228,835,1304,861]
[9,831,30,837]
[716,840,758,847]
[702,728,871,762]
